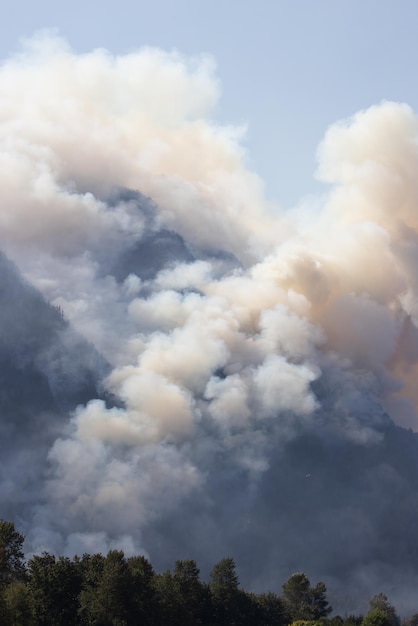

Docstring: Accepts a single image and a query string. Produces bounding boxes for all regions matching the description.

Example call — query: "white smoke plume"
[3,32,418,612]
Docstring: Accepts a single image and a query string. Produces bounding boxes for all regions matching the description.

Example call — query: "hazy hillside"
[0,251,110,523]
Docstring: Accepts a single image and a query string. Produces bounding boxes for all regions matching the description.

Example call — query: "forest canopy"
[0,518,412,626]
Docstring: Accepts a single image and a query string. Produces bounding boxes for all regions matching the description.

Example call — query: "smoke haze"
[2,32,418,613]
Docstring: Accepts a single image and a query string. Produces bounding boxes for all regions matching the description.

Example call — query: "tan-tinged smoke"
[0,31,284,268]
[5,34,418,609]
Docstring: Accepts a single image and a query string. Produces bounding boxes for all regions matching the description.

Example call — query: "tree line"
[0,518,415,626]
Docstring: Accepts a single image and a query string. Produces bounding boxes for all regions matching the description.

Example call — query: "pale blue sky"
[1,0,417,207]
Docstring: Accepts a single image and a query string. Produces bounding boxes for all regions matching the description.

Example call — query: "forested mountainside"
[0,251,110,522]
[0,251,109,412]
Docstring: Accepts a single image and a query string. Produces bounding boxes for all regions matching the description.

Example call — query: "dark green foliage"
[154,570,182,624]
[172,559,211,625]
[3,581,35,625]
[254,591,289,626]
[28,553,82,626]
[0,520,26,588]
[343,615,364,626]
[3,517,418,626]
[210,556,239,601]
[312,581,333,620]
[0,536,338,626]
[361,594,401,626]
[368,594,400,626]
[127,555,158,625]
[362,609,393,626]
[282,573,332,621]
[79,550,132,625]
[282,572,312,620]
[210,557,242,625]
[234,589,265,626]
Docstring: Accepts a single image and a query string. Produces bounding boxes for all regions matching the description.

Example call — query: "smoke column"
[2,32,418,612]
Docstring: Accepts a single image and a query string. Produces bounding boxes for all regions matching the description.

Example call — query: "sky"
[2,0,418,208]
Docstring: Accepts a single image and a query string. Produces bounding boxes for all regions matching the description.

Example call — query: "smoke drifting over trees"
[2,32,418,612]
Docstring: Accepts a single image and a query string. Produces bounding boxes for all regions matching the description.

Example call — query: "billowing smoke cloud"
[3,32,418,613]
